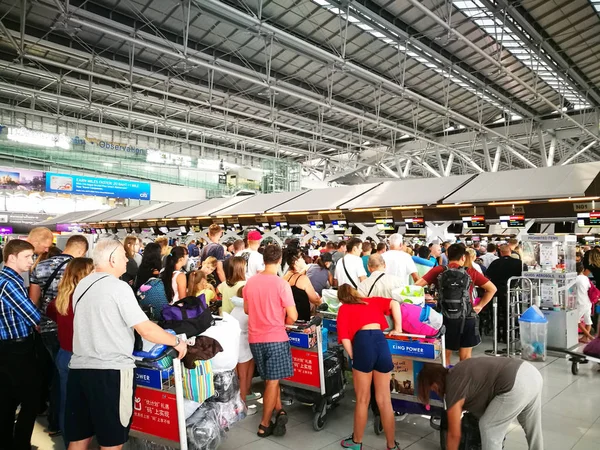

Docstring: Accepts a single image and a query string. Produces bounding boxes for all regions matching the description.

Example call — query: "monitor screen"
[331,220,347,231]
[462,216,486,229]
[577,212,600,227]
[405,217,425,230]
[375,218,394,231]
[310,220,324,231]
[179,226,188,234]
[276,221,288,230]
[500,215,526,228]
[159,226,169,234]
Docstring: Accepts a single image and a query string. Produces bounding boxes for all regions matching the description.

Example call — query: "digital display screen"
[375,218,394,231]
[276,222,288,230]
[462,216,486,229]
[331,220,347,231]
[405,217,425,229]
[125,227,133,234]
[110,227,118,234]
[577,212,600,227]
[310,220,324,231]
[159,226,169,234]
[500,215,526,228]
[261,223,270,230]
[179,226,188,234]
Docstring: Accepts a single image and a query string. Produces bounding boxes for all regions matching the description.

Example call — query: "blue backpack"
[136,277,169,320]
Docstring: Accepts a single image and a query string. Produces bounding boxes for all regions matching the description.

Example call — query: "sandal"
[272,409,288,437]
[257,423,273,438]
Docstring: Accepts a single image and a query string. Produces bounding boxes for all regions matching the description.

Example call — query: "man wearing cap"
[237,230,265,278]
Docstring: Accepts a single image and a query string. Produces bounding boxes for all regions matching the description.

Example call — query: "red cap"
[247,230,262,241]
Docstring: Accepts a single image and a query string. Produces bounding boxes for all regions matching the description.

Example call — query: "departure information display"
[376,218,394,231]
[462,216,486,229]
[577,212,600,227]
[500,215,526,228]
[310,220,324,231]
[405,217,425,229]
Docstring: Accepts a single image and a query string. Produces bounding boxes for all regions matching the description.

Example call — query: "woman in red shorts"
[336,284,403,450]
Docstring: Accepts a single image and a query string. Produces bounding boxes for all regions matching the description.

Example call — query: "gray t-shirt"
[70,272,148,370]
[445,358,524,418]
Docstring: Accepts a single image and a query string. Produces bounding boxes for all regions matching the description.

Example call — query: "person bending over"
[418,358,543,450]
[336,284,403,450]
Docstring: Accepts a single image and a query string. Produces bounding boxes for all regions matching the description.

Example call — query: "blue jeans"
[56,348,72,449]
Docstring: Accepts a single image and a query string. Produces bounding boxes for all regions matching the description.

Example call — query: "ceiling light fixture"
[548,197,600,202]
[391,206,423,210]
[436,203,473,208]
[488,200,531,206]
[351,208,381,212]
[288,211,310,215]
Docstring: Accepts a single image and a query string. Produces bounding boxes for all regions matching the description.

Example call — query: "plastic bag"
[201,313,241,372]
[392,285,425,305]
[128,436,176,450]
[187,405,226,450]
[206,369,239,403]
[206,396,247,429]
[321,289,341,312]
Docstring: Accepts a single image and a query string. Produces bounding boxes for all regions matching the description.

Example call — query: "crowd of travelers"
[2,227,598,450]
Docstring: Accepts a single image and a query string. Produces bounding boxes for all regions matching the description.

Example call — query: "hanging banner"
[45,172,151,200]
[0,166,46,191]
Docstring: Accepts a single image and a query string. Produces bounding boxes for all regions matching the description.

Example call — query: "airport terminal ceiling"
[0,0,599,185]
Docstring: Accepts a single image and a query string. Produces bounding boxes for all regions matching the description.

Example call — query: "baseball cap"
[247,230,262,241]
[321,252,333,262]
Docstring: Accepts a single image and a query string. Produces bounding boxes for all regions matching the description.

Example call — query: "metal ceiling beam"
[45,2,490,173]
[480,0,600,106]
[334,0,536,120]
[560,141,596,165]
[406,0,600,147]
[192,0,533,154]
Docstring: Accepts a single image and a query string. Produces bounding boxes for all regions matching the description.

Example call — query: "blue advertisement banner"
[45,172,151,200]
[387,339,437,360]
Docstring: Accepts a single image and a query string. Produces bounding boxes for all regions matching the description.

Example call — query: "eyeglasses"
[109,244,122,262]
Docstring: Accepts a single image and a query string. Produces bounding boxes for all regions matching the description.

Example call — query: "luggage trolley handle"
[386,326,446,341]
[506,277,534,357]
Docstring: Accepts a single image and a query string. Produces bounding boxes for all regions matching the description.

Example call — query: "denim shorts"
[352,330,394,374]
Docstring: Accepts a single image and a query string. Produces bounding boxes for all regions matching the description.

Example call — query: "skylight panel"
[454,0,590,110]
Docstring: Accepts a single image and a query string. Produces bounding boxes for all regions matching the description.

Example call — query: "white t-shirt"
[575,274,592,309]
[236,249,265,278]
[480,253,499,268]
[334,254,367,288]
[382,250,417,285]
[358,270,405,298]
[70,272,149,370]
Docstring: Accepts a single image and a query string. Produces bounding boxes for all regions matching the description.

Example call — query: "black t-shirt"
[485,256,523,297]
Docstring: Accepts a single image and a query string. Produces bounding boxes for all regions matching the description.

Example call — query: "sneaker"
[387,441,401,450]
[246,392,262,402]
[247,405,258,416]
[340,437,362,450]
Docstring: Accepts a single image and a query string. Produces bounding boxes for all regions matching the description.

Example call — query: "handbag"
[159,295,214,337]
[182,359,215,403]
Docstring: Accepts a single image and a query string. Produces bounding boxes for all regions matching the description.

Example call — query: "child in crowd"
[187,270,216,304]
[230,287,258,415]
[575,263,595,342]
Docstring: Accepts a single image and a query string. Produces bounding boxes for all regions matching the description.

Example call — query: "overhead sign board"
[45,172,151,200]
[0,166,46,191]
[500,215,526,228]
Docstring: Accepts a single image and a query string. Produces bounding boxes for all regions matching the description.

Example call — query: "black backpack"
[440,411,481,450]
[437,266,473,326]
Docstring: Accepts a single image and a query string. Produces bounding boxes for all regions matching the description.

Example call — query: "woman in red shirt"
[336,284,403,450]
[46,257,94,449]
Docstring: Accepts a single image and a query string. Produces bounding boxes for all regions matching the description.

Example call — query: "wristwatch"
[174,336,181,347]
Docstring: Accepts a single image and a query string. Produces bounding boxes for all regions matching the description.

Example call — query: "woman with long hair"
[46,257,94,449]
[122,235,142,285]
[417,359,543,450]
[283,249,321,321]
[217,256,246,314]
[161,246,188,304]
[336,284,402,450]
[134,242,162,291]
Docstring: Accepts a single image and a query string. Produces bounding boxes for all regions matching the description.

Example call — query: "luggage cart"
[130,348,188,449]
[371,330,446,439]
[280,315,347,431]
[548,345,600,375]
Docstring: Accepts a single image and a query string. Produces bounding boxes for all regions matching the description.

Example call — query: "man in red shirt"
[415,244,496,363]
[243,244,298,438]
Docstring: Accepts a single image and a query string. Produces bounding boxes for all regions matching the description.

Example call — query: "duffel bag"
[159,295,214,337]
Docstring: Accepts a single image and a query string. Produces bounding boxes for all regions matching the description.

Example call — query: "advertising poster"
[45,172,151,200]
[0,166,46,191]
[131,387,179,442]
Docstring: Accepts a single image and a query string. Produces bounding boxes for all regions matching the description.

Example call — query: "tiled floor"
[30,339,600,450]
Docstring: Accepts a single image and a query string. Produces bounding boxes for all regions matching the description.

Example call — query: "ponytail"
[161,246,186,303]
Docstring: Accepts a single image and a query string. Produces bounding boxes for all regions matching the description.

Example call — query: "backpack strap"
[367,273,386,297]
[41,257,73,297]
[342,257,358,289]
